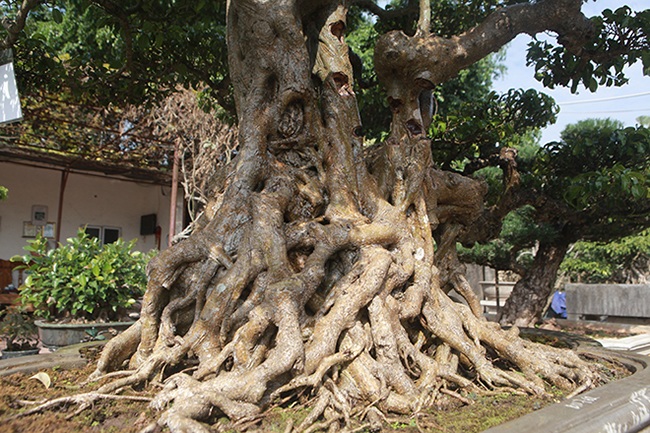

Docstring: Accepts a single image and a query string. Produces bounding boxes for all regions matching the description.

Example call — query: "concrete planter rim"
[35,319,135,350]
[483,327,650,433]
[34,319,136,329]
[1,347,40,359]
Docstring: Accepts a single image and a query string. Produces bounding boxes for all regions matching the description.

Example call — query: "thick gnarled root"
[81,232,600,433]
[16,264,601,433]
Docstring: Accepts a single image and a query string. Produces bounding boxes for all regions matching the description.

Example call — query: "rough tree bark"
[86,1,600,431]
[498,240,571,327]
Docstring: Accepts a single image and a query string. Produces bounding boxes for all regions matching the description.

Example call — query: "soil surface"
[0,331,634,433]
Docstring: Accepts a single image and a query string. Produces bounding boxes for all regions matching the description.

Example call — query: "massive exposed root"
[87,211,598,433]
[19,1,603,432]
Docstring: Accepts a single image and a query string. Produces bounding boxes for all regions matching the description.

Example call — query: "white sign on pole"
[1,51,23,125]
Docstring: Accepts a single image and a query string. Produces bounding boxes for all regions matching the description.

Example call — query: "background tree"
[2,0,230,108]
[3,1,650,432]
[461,118,650,326]
[560,228,650,284]
[637,115,650,127]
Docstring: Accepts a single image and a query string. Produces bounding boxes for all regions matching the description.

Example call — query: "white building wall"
[0,161,183,259]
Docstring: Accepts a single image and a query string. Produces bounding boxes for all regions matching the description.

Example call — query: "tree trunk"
[499,241,571,327]
[86,1,597,431]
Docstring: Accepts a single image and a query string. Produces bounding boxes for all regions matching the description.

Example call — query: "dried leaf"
[30,372,51,389]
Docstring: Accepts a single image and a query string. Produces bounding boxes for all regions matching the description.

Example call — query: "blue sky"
[492,0,650,143]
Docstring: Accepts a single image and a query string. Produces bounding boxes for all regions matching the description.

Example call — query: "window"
[85,226,101,239]
[103,228,121,244]
[84,225,122,245]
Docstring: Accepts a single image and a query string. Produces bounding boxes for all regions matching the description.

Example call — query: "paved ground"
[0,340,104,376]
[597,334,650,356]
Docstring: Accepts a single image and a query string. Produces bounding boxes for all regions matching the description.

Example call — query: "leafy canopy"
[6,1,648,146]
[460,118,650,274]
[8,0,229,108]
[538,118,649,215]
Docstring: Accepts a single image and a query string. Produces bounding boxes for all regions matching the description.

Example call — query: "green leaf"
[137,35,150,51]
[631,184,646,199]
[642,51,650,76]
[52,9,63,24]
[588,77,598,92]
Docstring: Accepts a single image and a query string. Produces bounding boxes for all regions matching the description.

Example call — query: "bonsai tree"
[3,0,650,431]
[461,119,650,326]
[0,308,38,352]
[12,229,154,323]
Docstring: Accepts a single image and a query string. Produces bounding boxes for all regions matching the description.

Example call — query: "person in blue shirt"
[546,290,567,319]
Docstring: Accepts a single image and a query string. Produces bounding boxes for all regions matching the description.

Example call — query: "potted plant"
[0,308,39,359]
[11,229,155,349]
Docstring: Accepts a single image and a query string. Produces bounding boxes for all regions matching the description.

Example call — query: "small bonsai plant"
[12,229,155,323]
[0,308,38,352]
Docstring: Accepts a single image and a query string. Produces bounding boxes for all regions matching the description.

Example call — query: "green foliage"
[562,163,648,211]
[637,115,650,127]
[528,6,650,93]
[375,0,508,38]
[548,119,634,174]
[536,119,650,213]
[431,89,556,169]
[0,186,7,201]
[462,119,650,277]
[458,206,557,272]
[10,0,229,108]
[560,229,650,284]
[0,309,38,351]
[12,229,155,322]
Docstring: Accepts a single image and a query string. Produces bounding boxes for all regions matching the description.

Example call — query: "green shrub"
[0,309,38,351]
[12,229,156,322]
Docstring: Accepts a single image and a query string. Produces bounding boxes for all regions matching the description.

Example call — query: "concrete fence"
[565,284,650,322]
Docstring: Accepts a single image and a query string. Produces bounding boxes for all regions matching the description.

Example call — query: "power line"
[561,108,650,114]
[558,91,650,105]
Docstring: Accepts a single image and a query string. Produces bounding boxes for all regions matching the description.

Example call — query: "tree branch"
[1,0,42,50]
[374,0,594,92]
[416,0,430,37]
[91,0,135,74]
